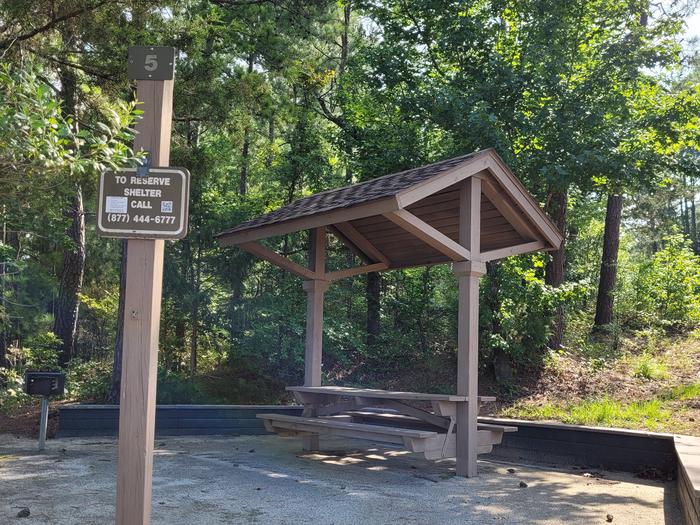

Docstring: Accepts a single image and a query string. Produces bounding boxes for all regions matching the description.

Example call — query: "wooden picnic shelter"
[215,148,562,477]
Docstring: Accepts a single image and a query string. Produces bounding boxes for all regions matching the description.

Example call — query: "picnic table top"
[286,385,491,402]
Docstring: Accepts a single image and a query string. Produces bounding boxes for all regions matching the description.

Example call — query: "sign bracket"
[137,152,152,178]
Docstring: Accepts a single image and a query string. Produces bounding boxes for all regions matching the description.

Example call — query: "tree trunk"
[340,2,351,77]
[190,246,202,376]
[239,54,255,195]
[366,271,381,348]
[239,127,250,195]
[691,193,698,255]
[544,188,567,350]
[53,188,86,366]
[174,318,186,369]
[190,320,198,376]
[1,229,19,367]
[106,240,127,403]
[0,210,7,367]
[485,262,512,382]
[687,173,698,254]
[682,174,691,237]
[0,260,6,368]
[594,194,623,327]
[265,116,275,169]
[53,57,86,367]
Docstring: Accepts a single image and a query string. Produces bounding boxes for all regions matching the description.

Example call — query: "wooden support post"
[301,227,328,450]
[116,79,173,525]
[454,177,484,478]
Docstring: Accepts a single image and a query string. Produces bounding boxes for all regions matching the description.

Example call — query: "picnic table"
[257,386,516,460]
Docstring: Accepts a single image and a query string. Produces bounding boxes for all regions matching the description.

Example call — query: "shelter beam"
[328,225,373,263]
[486,157,562,247]
[333,222,390,264]
[383,209,470,261]
[240,241,321,280]
[326,262,388,281]
[481,240,546,261]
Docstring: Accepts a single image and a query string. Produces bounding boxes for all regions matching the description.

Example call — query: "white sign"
[105,196,129,214]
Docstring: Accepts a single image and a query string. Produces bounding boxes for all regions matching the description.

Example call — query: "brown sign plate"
[97,167,190,239]
[127,46,176,80]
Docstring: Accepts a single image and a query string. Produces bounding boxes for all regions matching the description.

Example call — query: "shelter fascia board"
[394,152,491,209]
[218,196,400,246]
[396,149,563,252]
[486,154,564,249]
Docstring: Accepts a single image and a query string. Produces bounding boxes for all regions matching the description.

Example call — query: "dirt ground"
[494,334,700,435]
[0,401,60,439]
[0,433,682,525]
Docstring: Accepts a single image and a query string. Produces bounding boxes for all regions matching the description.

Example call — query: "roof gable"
[216,149,563,268]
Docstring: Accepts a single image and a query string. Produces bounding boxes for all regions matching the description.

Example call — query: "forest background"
[1,0,700,435]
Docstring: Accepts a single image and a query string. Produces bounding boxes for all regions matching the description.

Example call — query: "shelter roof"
[216,149,563,274]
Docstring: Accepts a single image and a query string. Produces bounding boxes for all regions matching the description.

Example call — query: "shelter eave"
[216,195,400,247]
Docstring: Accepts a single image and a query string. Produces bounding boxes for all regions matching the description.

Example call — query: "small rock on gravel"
[16,507,30,518]
[606,514,614,522]
[518,481,528,488]
[507,468,516,474]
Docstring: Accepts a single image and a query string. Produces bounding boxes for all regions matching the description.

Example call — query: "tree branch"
[0,1,112,50]
[26,46,112,80]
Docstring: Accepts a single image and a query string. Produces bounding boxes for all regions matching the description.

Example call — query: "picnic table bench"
[257,386,516,460]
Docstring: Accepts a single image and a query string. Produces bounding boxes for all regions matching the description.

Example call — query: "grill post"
[38,396,49,451]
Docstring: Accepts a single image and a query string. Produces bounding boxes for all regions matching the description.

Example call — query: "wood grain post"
[454,177,484,478]
[116,79,173,525]
[301,227,328,450]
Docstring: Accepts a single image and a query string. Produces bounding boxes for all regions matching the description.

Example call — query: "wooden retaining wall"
[58,405,303,437]
[676,435,700,525]
[479,416,678,474]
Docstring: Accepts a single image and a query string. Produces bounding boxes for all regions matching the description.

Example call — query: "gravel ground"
[0,433,682,524]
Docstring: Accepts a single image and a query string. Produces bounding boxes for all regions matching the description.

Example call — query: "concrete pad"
[0,434,681,524]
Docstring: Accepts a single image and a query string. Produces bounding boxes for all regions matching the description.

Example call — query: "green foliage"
[156,370,212,405]
[661,382,700,401]
[66,360,111,402]
[622,235,700,329]
[0,332,61,408]
[0,367,29,409]
[23,332,61,370]
[0,0,699,413]
[632,354,669,380]
[504,397,672,431]
[482,256,589,365]
[77,291,119,359]
[0,61,137,200]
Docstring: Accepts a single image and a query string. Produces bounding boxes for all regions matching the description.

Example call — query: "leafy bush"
[482,256,589,365]
[0,367,30,408]
[66,360,112,402]
[24,332,62,369]
[156,370,212,404]
[620,235,700,330]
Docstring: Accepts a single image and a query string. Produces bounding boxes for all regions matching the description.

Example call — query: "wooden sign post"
[111,47,177,525]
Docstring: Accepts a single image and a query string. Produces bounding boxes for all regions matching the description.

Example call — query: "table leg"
[301,404,319,451]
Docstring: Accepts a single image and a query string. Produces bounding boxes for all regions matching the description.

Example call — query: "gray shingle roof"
[216,152,478,237]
